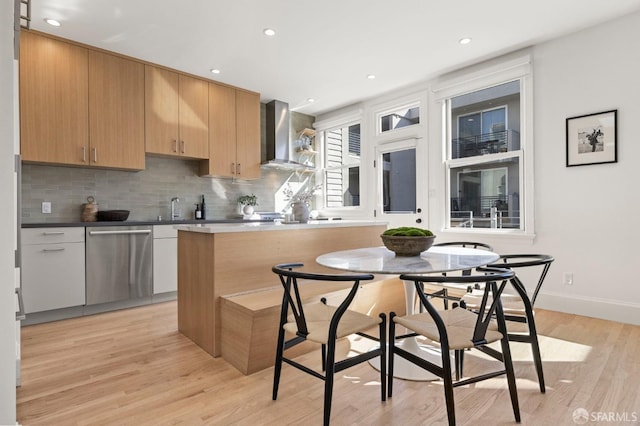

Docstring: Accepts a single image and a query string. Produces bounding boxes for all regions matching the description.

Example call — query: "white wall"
[527,11,640,323]
[0,0,17,423]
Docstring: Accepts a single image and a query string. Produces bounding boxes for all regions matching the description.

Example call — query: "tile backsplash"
[21,156,296,223]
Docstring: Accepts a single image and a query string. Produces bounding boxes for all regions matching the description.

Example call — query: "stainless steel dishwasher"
[85,226,153,305]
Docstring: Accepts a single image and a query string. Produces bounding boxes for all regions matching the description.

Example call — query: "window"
[323,123,361,207]
[443,76,528,231]
[378,104,420,133]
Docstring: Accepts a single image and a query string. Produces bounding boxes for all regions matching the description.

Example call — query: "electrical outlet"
[42,202,52,214]
[563,272,574,286]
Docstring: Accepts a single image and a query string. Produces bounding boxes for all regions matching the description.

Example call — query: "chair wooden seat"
[284,302,382,344]
[394,307,503,350]
[462,291,526,316]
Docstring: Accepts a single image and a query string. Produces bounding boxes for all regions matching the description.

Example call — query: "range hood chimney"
[263,100,311,169]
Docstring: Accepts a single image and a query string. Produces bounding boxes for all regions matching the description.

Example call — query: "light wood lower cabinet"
[145,66,209,159]
[200,84,260,179]
[21,228,86,314]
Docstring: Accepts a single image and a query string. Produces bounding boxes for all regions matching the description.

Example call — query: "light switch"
[42,202,52,214]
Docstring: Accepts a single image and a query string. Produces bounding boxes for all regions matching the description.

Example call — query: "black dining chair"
[429,241,495,308]
[271,263,387,426]
[461,254,554,392]
[389,266,520,426]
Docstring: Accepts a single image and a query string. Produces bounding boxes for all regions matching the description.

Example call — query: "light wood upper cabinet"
[88,51,145,170]
[20,31,89,165]
[205,83,236,178]
[235,90,261,180]
[145,66,209,159]
[20,31,144,170]
[201,83,260,179]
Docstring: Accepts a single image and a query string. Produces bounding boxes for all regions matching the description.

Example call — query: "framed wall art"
[566,109,617,167]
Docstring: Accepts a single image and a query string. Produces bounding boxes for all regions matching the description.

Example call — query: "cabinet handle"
[15,288,25,321]
[42,248,66,252]
[82,147,86,163]
[92,148,97,163]
[181,140,185,154]
[237,163,242,175]
[42,231,64,236]
[173,139,178,153]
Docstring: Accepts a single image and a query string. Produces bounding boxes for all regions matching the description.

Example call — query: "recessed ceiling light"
[307,98,315,103]
[459,37,472,45]
[210,68,221,74]
[263,28,276,36]
[44,18,61,27]
[367,74,376,80]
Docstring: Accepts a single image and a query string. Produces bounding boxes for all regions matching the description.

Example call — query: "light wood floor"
[17,301,640,425]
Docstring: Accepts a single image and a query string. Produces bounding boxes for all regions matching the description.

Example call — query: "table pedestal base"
[368,337,453,381]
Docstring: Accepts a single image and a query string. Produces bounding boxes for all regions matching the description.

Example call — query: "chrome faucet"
[171,197,180,221]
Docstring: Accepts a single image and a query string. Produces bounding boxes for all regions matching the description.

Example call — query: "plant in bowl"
[381,227,436,256]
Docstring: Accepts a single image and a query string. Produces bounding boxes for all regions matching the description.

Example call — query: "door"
[374,139,427,229]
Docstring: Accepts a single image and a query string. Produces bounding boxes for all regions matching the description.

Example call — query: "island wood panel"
[88,51,145,170]
[20,31,89,165]
[177,231,216,355]
[177,224,388,358]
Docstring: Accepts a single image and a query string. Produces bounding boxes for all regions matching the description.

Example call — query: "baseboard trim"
[536,291,640,326]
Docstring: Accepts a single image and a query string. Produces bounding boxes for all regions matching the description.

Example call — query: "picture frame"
[566,109,617,167]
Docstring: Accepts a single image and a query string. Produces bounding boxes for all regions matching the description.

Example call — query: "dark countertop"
[21,219,270,228]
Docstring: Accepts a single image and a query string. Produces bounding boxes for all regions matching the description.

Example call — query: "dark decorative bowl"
[96,210,130,221]
[381,234,436,256]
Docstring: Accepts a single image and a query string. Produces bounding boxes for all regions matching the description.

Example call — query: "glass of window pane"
[380,105,420,133]
[449,158,520,229]
[382,149,416,213]
[451,81,520,159]
[324,124,361,207]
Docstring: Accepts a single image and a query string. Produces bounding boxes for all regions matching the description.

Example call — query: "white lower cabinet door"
[22,242,86,313]
[153,226,177,294]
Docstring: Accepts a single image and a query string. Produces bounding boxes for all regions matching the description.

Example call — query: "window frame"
[432,54,535,238]
[313,110,366,217]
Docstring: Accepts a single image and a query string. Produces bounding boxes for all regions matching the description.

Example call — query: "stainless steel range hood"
[263,100,313,170]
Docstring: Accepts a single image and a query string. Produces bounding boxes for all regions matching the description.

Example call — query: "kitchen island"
[175,220,405,374]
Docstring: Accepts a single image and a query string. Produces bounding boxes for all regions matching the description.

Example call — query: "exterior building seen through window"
[447,80,523,229]
[324,123,361,208]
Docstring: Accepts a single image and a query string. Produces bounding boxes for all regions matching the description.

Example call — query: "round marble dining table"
[316,245,499,381]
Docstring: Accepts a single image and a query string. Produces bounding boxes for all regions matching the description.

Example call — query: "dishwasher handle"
[89,230,152,236]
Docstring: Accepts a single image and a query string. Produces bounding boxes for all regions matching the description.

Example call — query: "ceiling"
[29,0,640,116]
